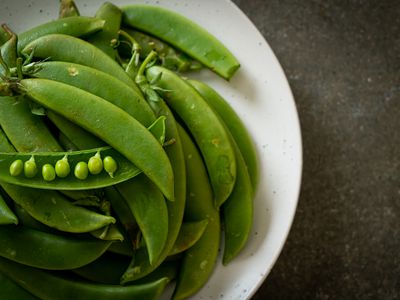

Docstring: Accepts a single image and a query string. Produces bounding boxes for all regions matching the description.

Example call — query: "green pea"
[103,156,117,178]
[74,161,88,180]
[42,164,56,182]
[55,155,70,178]
[9,159,23,176]
[24,156,37,178]
[88,152,103,175]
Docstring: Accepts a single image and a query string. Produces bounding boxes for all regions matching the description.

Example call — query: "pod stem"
[120,30,142,77]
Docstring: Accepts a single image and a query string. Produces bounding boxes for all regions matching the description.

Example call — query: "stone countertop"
[232,0,400,299]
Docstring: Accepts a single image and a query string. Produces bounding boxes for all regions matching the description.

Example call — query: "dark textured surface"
[232,0,400,299]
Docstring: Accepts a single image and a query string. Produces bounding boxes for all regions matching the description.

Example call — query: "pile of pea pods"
[0,1,259,299]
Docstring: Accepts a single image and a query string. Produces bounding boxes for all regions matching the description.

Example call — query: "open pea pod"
[0,257,170,300]
[0,147,140,190]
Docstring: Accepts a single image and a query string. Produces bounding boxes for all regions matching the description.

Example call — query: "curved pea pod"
[1,183,116,233]
[169,219,208,256]
[0,193,18,225]
[0,225,112,270]
[17,17,105,52]
[29,61,155,127]
[22,34,142,95]
[91,224,124,242]
[172,124,221,300]
[189,79,259,192]
[122,5,240,79]
[0,257,170,300]
[0,272,37,300]
[87,2,121,59]
[13,204,53,233]
[0,96,62,152]
[17,78,174,201]
[117,174,168,266]
[146,66,236,207]
[120,98,186,283]
[59,0,80,18]
[0,147,142,190]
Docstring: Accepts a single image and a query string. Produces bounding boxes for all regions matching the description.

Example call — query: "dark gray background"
[231,0,400,299]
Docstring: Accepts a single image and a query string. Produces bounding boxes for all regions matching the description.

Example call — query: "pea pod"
[17,17,105,52]
[189,79,259,192]
[0,147,141,190]
[13,204,53,233]
[11,78,174,201]
[22,34,142,95]
[27,61,155,126]
[87,2,122,59]
[172,124,221,300]
[0,193,18,225]
[58,131,79,151]
[0,272,37,300]
[122,5,240,79]
[0,225,111,270]
[0,257,170,300]
[121,99,186,283]
[59,0,80,18]
[146,65,236,207]
[117,174,168,266]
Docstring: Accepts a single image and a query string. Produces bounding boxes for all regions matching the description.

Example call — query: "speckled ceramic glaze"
[0,1,302,299]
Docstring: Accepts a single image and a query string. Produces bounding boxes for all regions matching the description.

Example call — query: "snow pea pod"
[17,17,105,52]
[189,79,259,192]
[172,124,221,300]
[87,2,122,59]
[187,80,254,263]
[121,98,185,283]
[15,78,174,201]
[22,34,142,95]
[13,204,53,233]
[146,66,236,207]
[122,5,240,80]
[0,225,111,270]
[0,147,141,190]
[221,136,254,264]
[0,96,62,152]
[0,257,170,300]
[0,272,37,300]
[29,61,155,126]
[117,174,168,266]
[0,193,17,225]
[59,0,80,18]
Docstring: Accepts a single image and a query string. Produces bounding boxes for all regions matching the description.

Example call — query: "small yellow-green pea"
[55,155,70,178]
[42,164,56,182]
[24,156,38,178]
[74,161,89,180]
[9,159,23,176]
[88,152,103,175]
[103,156,117,178]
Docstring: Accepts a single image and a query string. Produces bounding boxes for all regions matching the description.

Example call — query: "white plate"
[0,0,302,299]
